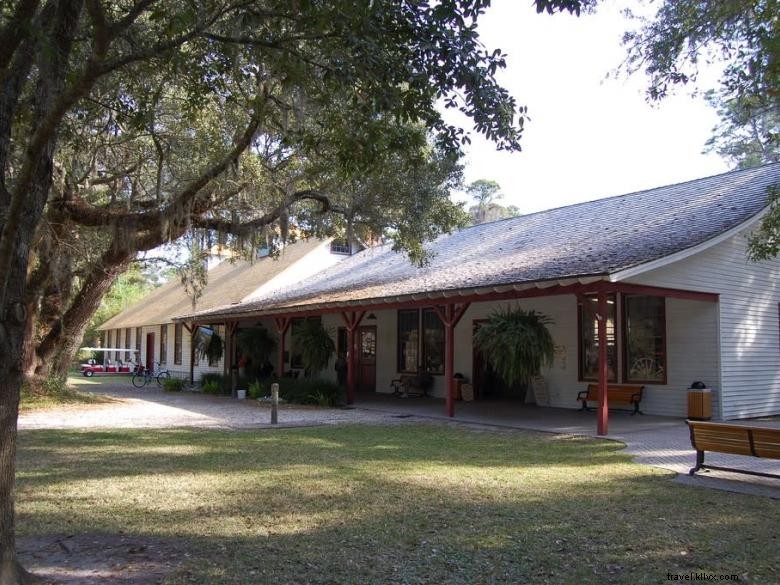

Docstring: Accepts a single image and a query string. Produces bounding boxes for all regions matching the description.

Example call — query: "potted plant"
[473,307,555,399]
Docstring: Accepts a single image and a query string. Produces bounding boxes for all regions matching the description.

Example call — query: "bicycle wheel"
[156,371,171,386]
[132,373,147,388]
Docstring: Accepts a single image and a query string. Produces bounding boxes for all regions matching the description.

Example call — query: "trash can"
[453,373,465,400]
[687,381,712,420]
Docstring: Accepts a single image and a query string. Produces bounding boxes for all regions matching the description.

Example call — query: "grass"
[19,374,119,411]
[15,425,780,584]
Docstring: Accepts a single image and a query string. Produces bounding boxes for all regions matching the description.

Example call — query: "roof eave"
[175,274,610,322]
[608,206,768,283]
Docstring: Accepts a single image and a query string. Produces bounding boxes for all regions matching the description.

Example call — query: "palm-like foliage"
[473,308,555,388]
[236,326,277,365]
[193,328,224,364]
[296,320,336,375]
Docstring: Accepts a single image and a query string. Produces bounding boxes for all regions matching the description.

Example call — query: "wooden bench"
[577,384,644,415]
[687,421,780,479]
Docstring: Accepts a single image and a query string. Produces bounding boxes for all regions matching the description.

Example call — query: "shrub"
[21,375,69,400]
[163,377,185,392]
[276,378,343,406]
[248,379,264,400]
[200,373,231,395]
[202,380,221,395]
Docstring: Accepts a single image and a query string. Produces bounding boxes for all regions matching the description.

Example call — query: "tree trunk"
[35,248,131,377]
[0,2,84,580]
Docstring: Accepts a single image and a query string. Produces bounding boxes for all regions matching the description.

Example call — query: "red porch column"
[433,303,470,417]
[597,292,609,436]
[341,311,366,405]
[274,317,292,379]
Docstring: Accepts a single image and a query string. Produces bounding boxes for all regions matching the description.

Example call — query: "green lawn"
[19,374,120,411]
[16,425,779,584]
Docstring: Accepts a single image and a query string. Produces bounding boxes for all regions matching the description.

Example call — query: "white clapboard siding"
[627,224,780,419]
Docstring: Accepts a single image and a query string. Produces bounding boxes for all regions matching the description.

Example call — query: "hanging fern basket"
[473,307,555,390]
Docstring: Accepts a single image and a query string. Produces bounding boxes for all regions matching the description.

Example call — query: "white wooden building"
[98,238,356,380]
[184,164,780,426]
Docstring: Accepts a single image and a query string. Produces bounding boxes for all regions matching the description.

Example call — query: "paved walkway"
[19,384,402,430]
[19,383,780,498]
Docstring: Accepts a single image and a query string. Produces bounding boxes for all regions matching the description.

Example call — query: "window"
[422,309,444,374]
[396,309,445,374]
[124,329,131,361]
[159,325,168,365]
[174,323,183,365]
[578,294,617,382]
[106,330,112,352]
[135,327,142,356]
[397,310,419,373]
[330,239,351,255]
[623,295,666,383]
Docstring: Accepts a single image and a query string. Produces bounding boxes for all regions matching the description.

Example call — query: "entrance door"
[145,332,155,371]
[356,326,377,392]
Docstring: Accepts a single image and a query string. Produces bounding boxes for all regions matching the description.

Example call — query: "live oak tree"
[1,1,598,582]
[617,0,780,259]
[703,88,780,170]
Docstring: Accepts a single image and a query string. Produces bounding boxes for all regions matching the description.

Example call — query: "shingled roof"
[185,163,780,320]
[99,238,325,330]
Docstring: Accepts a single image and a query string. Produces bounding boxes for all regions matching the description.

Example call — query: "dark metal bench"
[390,372,434,398]
[577,383,644,415]
[687,421,780,479]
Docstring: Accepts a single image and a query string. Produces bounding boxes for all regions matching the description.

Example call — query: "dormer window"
[330,239,351,255]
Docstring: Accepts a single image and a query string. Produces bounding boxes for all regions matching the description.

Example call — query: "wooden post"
[184,322,196,387]
[433,303,470,418]
[271,382,279,425]
[597,291,609,436]
[274,317,291,380]
[341,311,366,405]
[224,321,238,397]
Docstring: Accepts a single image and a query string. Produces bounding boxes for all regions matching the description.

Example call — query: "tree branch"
[0,0,40,80]
[53,109,263,230]
[190,188,348,234]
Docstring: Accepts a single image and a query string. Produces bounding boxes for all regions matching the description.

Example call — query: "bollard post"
[271,382,279,425]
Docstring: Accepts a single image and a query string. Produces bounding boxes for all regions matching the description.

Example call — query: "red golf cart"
[79,347,141,377]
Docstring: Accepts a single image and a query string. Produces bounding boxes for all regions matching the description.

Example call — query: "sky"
[449,0,730,214]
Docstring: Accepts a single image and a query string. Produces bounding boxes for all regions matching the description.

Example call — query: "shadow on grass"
[16,425,780,584]
[16,425,629,486]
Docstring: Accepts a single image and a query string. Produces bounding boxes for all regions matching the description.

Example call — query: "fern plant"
[193,327,224,364]
[295,320,335,375]
[236,326,276,367]
[473,307,555,388]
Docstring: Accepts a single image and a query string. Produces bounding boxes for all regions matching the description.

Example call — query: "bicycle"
[132,361,171,388]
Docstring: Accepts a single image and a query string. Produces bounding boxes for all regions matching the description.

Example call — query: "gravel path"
[18,383,404,431]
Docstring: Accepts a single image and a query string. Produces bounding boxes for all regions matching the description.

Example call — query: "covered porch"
[189,279,720,437]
